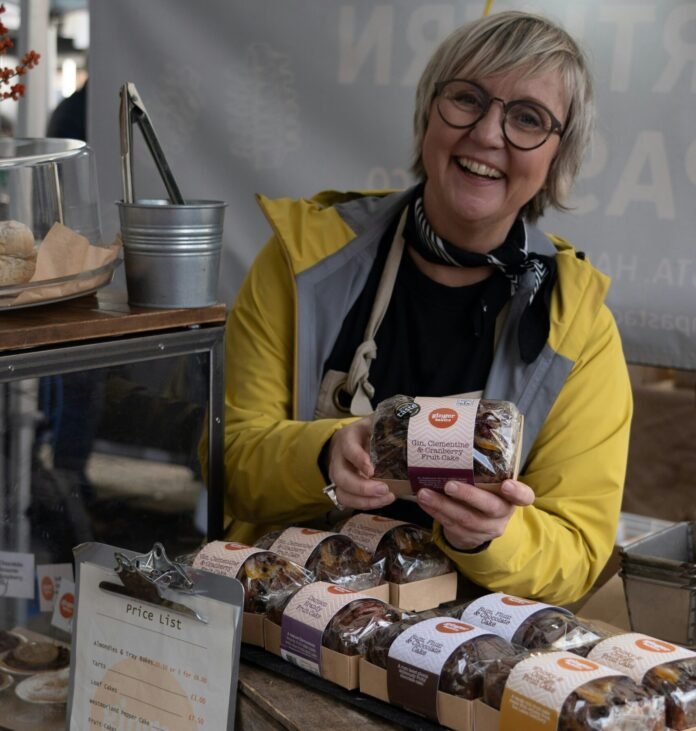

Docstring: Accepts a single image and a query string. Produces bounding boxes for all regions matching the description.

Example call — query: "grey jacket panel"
[484,222,574,466]
[295,190,412,421]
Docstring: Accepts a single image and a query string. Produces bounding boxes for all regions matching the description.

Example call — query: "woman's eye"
[509,104,547,130]
[452,92,482,109]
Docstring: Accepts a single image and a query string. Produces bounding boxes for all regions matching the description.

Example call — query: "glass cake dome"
[0,137,102,244]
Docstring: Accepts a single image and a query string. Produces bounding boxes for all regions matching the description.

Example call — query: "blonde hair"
[412,11,595,222]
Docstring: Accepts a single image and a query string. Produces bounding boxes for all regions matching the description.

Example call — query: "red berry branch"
[0,4,40,101]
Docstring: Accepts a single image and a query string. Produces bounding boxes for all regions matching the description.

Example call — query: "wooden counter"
[0,290,226,353]
[237,662,403,731]
[236,646,446,731]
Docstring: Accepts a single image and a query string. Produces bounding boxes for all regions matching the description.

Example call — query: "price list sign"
[67,544,243,731]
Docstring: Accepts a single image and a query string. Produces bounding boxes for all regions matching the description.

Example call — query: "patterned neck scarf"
[405,187,557,363]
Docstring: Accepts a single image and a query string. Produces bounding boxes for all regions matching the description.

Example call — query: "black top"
[323,209,510,403]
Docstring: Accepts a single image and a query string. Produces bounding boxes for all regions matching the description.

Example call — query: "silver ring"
[322,482,345,511]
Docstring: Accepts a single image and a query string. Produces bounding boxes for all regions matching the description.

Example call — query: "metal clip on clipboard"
[99,542,208,624]
[119,82,185,205]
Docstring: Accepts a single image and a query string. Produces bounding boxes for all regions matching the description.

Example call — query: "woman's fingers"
[328,417,372,474]
[416,479,535,550]
[337,482,395,510]
[327,418,394,509]
[499,479,535,506]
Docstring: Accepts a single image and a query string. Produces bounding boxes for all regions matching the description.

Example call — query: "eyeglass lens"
[437,80,558,150]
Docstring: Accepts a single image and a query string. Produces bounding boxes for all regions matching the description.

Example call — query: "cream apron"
[314,211,407,420]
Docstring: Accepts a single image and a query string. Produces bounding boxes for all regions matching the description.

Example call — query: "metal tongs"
[119,82,185,205]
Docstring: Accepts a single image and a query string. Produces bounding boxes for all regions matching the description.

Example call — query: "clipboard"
[66,542,244,731]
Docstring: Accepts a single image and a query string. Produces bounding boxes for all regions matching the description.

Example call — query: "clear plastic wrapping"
[254,530,385,591]
[370,395,523,484]
[375,523,452,583]
[483,652,666,730]
[322,597,402,656]
[334,515,453,584]
[234,551,312,622]
[509,608,606,656]
[365,618,518,699]
[180,543,312,622]
[642,656,696,730]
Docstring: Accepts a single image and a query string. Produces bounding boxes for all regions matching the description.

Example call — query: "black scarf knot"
[406,191,557,364]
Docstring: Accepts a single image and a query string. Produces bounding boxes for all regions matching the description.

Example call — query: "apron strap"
[344,209,406,416]
[340,208,510,417]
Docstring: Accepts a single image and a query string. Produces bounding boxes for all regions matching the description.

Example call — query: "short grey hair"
[412,11,595,223]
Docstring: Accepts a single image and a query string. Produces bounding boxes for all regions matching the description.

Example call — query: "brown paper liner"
[3,223,121,306]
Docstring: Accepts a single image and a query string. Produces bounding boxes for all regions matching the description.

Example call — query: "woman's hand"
[416,479,535,550]
[326,417,395,510]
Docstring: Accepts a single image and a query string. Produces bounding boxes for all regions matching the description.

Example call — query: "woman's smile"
[454,156,504,180]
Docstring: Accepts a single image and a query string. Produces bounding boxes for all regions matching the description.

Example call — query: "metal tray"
[620,521,695,571]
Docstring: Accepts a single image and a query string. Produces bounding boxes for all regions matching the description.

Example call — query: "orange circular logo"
[40,576,55,601]
[435,621,474,634]
[327,585,355,595]
[224,542,247,550]
[60,592,75,619]
[635,638,675,653]
[501,596,537,607]
[557,657,599,672]
[301,528,323,535]
[428,408,458,428]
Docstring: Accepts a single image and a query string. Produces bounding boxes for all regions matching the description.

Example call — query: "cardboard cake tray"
[389,571,457,612]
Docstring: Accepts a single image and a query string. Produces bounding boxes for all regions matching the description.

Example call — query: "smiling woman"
[206,10,632,607]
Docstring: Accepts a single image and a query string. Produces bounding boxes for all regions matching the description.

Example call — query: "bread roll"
[0,220,35,258]
[0,254,36,286]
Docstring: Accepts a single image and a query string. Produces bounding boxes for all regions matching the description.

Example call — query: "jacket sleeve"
[432,304,632,605]
[206,235,355,528]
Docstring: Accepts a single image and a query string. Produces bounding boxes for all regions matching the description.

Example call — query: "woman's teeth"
[456,158,503,179]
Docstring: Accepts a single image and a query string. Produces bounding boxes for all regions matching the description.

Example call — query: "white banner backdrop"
[89,0,696,369]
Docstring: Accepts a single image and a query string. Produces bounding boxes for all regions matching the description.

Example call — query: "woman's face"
[421,66,567,250]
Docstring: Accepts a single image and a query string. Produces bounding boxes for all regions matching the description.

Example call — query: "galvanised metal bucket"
[117,199,226,308]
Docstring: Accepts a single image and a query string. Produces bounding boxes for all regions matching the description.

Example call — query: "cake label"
[192,541,265,577]
[339,514,410,554]
[387,617,490,720]
[269,527,335,567]
[587,632,695,682]
[280,582,382,676]
[500,651,620,731]
[460,593,571,643]
[406,397,479,493]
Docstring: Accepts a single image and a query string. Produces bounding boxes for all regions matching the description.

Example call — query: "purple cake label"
[280,582,375,676]
[406,397,479,493]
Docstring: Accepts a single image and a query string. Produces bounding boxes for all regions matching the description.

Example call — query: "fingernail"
[375,484,389,495]
[501,480,514,495]
[444,482,458,496]
[417,488,433,504]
